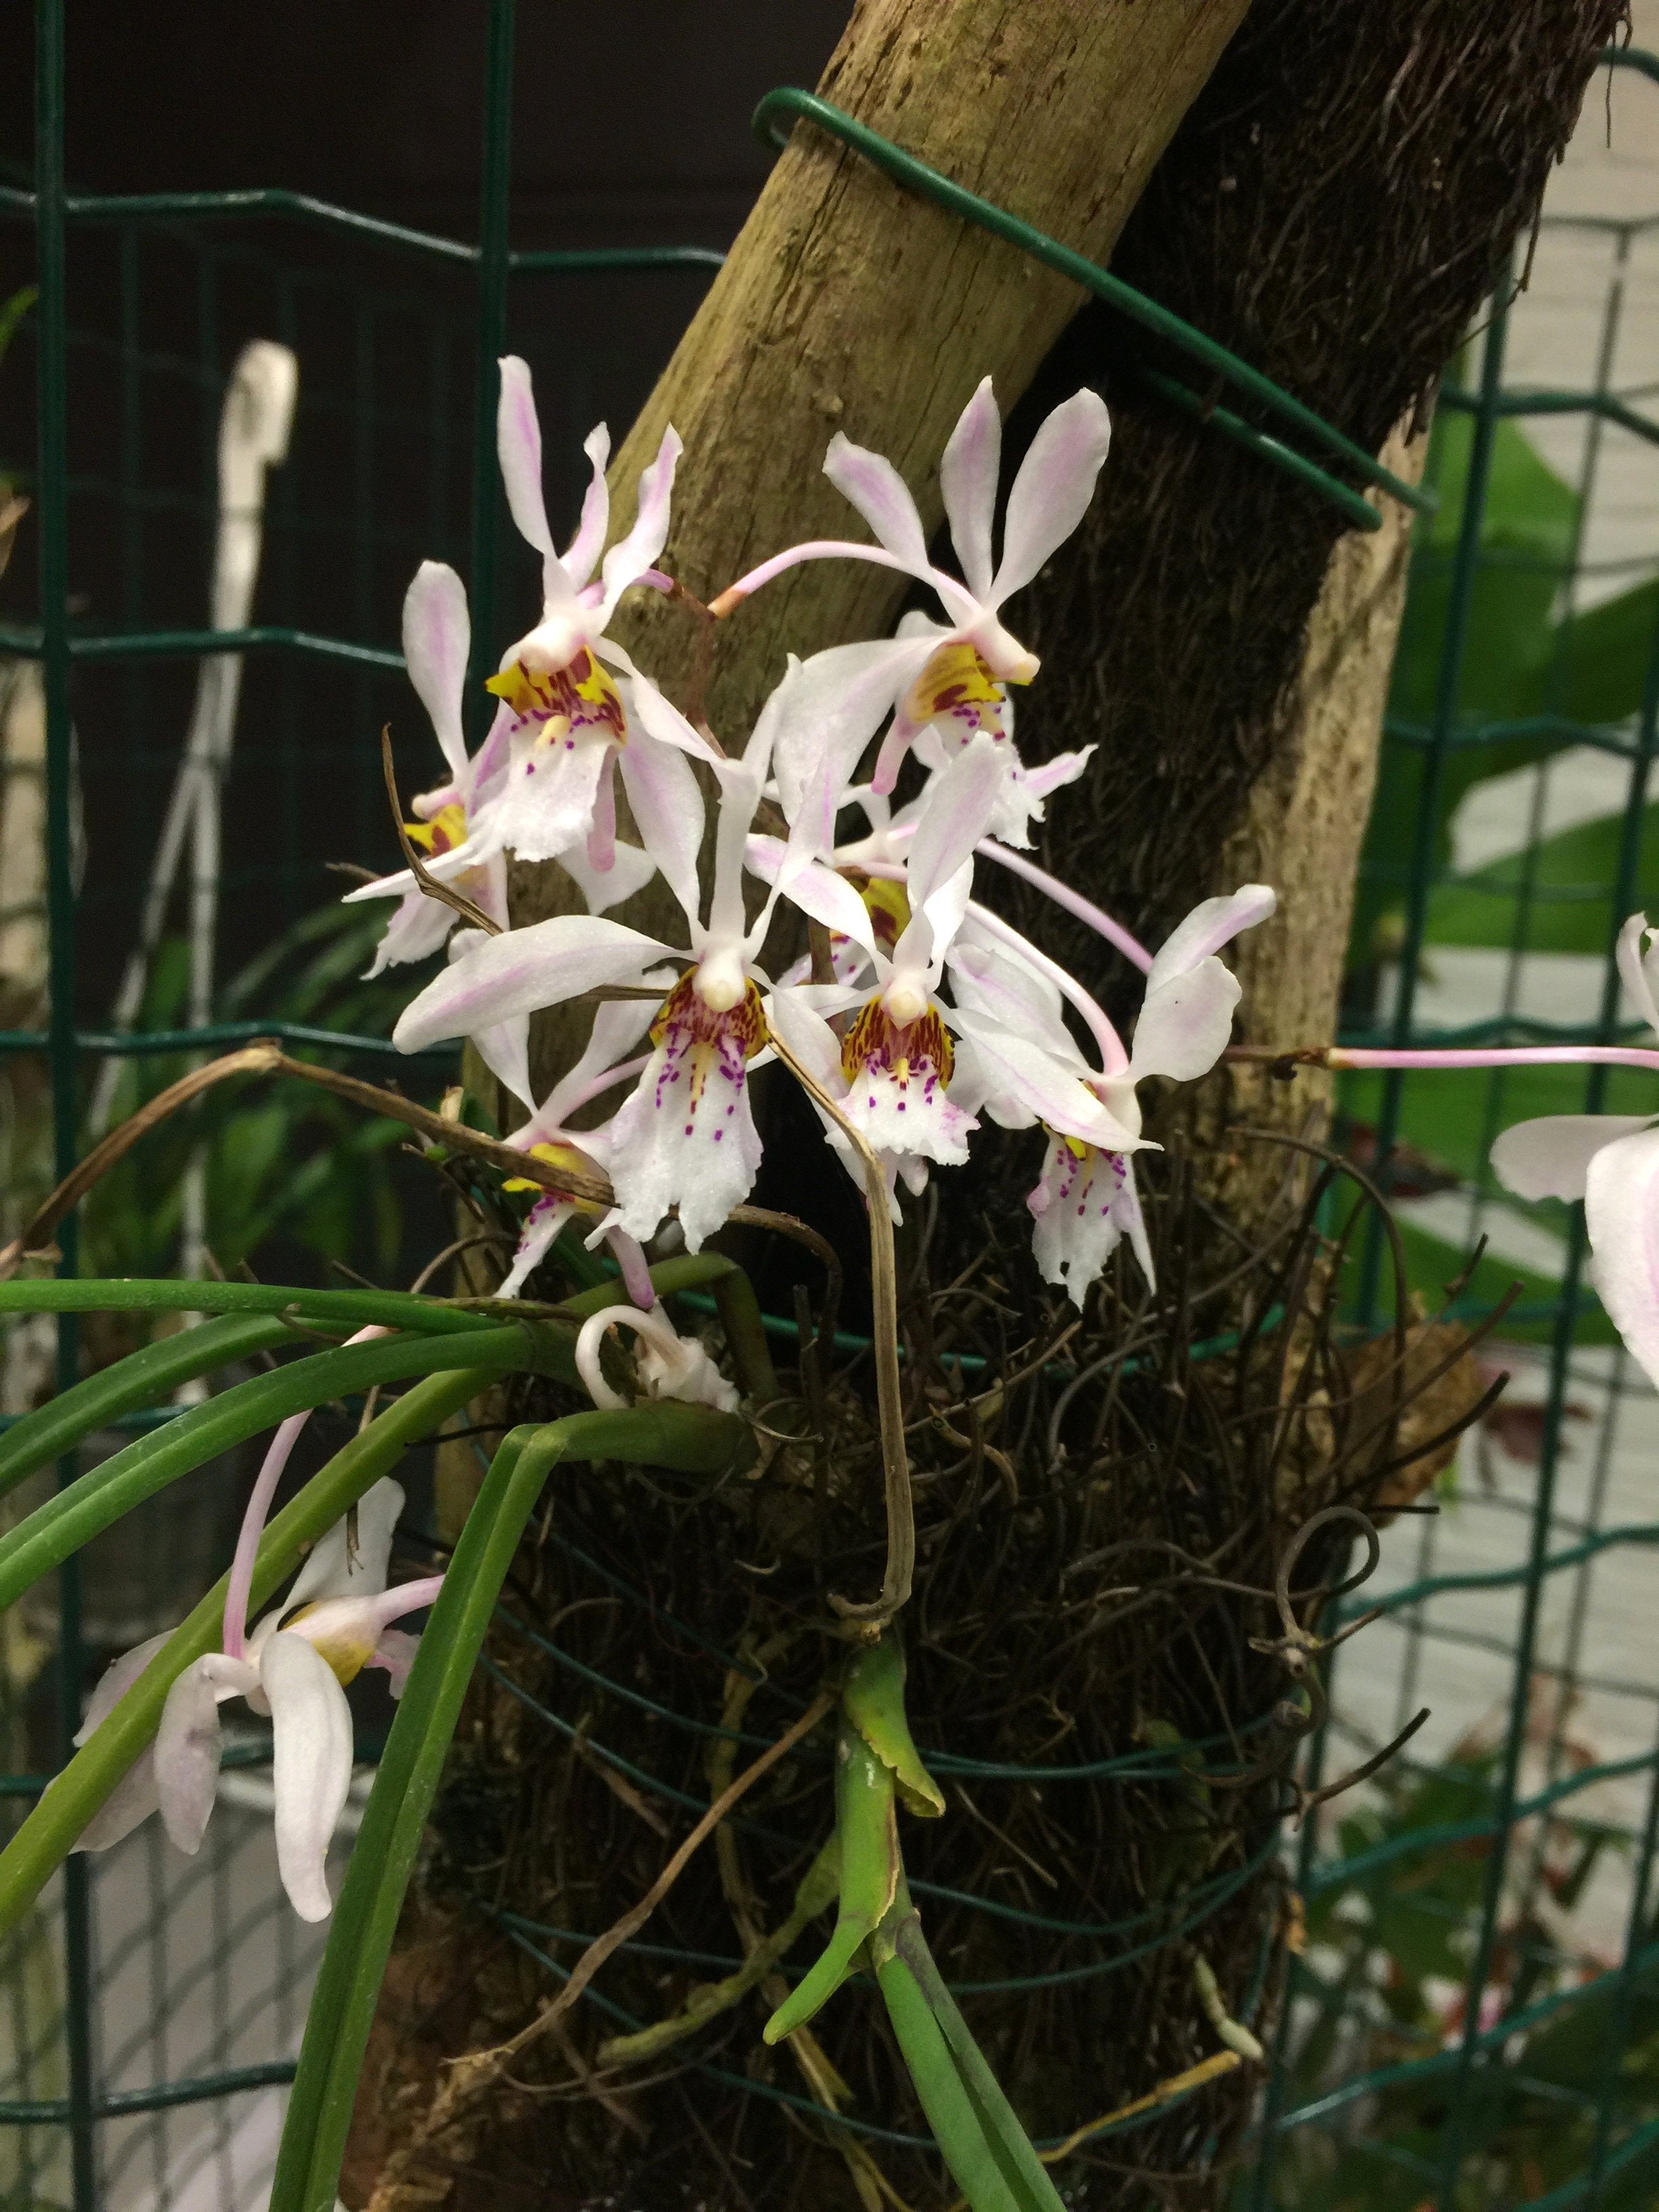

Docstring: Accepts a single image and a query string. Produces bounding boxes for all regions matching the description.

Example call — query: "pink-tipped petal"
[1128,960,1242,1084]
[497,357,574,610]
[600,425,682,609]
[823,434,930,572]
[939,377,1002,600]
[991,389,1112,604]
[949,1008,1140,1148]
[556,834,659,918]
[945,935,1074,1061]
[562,423,612,590]
[75,1752,162,1853]
[904,736,1005,919]
[393,914,678,1054]
[1490,1113,1650,1204]
[1145,886,1276,992]
[1617,912,1659,1038]
[1585,1124,1659,1389]
[616,710,708,935]
[76,1630,173,1745]
[603,1226,657,1310]
[401,562,471,781]
[263,1632,354,1922]
[369,1629,422,1700]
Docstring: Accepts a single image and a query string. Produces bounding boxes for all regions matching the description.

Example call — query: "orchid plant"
[0,356,1646,2212]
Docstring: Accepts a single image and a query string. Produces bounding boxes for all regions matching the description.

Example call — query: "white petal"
[769,637,931,824]
[496,357,575,606]
[904,736,1004,919]
[939,377,1001,601]
[990,389,1111,602]
[554,834,659,918]
[616,712,708,933]
[498,1195,577,1298]
[1145,886,1275,993]
[589,1032,764,1253]
[1490,1114,1650,1204]
[153,1654,255,1856]
[1029,1138,1145,1298]
[393,914,676,1053]
[283,1477,405,1614]
[1128,960,1240,1084]
[74,1751,162,1853]
[369,1629,421,1700]
[359,885,455,978]
[945,933,1073,1059]
[764,987,849,1095]
[401,562,471,781]
[949,1008,1140,1148]
[776,858,880,956]
[823,434,930,572]
[842,1061,975,1166]
[560,423,612,590]
[263,1632,355,1921]
[535,994,661,1128]
[1616,912,1659,1038]
[600,424,682,609]
[485,726,610,866]
[623,670,724,766]
[1585,1125,1659,1389]
[77,1630,173,1744]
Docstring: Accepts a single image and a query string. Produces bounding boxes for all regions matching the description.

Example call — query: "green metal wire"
[752,86,1437,532]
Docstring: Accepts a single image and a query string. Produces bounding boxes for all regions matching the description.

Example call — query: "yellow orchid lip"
[901,639,1007,739]
[502,1139,605,1206]
[485,647,627,745]
[402,802,468,857]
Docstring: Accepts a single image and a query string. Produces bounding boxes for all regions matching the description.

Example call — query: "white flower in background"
[950,886,1274,1296]
[74,1479,440,1922]
[473,356,682,869]
[576,1303,740,1414]
[1492,912,1659,1386]
[716,377,1110,846]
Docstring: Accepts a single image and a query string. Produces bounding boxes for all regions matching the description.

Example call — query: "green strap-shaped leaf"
[844,1633,945,1817]
[0,1362,499,1936]
[270,1401,751,2212]
[0,1311,295,1498]
[889,1902,1067,2212]
[874,1949,1027,2212]
[0,1323,538,1613]
[0,1278,507,1333]
[763,1724,900,2043]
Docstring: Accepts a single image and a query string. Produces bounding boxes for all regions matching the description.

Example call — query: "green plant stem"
[270,1401,752,2212]
[0,1311,296,1496]
[0,1324,542,1611]
[0,1277,505,1333]
[0,1364,496,1934]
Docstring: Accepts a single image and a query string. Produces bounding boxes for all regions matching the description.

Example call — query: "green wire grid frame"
[8,4,1659,2205]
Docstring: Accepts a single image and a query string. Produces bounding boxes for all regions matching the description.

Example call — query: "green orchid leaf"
[0,1311,295,1498]
[270,1401,751,2212]
[764,1725,900,2043]
[843,1632,945,1817]
[0,1362,496,1936]
[874,1946,1029,2212]
[0,1323,537,1613]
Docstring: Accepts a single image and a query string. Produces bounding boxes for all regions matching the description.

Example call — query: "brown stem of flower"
[1223,1044,1335,1069]
[766,1027,914,1626]
[380,725,502,939]
[664,578,724,740]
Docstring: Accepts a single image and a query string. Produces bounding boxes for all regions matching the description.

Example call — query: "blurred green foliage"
[83,904,419,1282]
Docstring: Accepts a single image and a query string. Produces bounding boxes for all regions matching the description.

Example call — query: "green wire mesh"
[5,5,1659,2205]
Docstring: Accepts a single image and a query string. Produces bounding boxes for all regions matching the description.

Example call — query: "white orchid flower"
[714,377,1110,846]
[949,886,1274,1297]
[575,1304,739,1414]
[1490,912,1659,1385]
[395,672,829,1255]
[344,561,510,973]
[764,985,922,1223]
[74,1476,440,1922]
[472,356,682,869]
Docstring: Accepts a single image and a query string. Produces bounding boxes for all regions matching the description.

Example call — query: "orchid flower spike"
[73,1478,441,1921]
[951,886,1275,1298]
[471,356,682,872]
[1491,911,1659,1386]
[576,1304,740,1414]
[720,377,1111,845]
[344,561,510,972]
